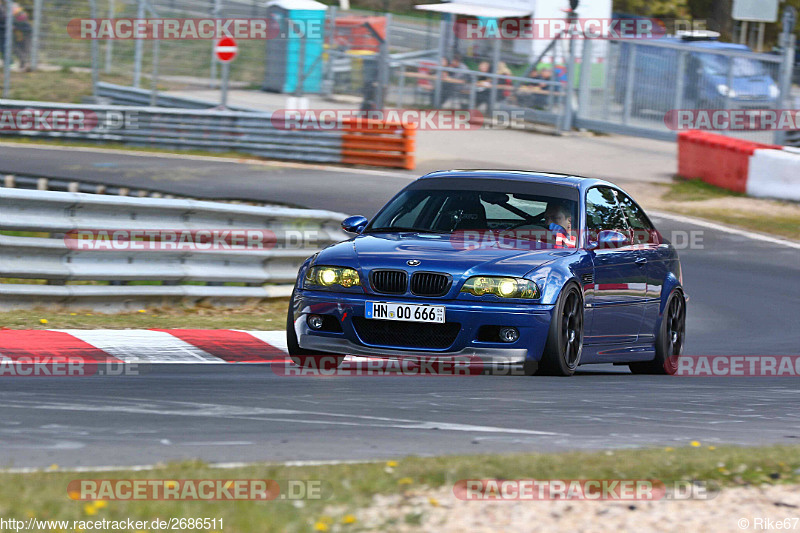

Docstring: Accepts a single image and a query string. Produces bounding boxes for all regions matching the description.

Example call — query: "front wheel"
[629,290,685,375]
[538,284,584,376]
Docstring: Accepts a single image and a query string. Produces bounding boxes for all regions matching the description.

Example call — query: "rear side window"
[617,192,657,245]
[585,187,627,233]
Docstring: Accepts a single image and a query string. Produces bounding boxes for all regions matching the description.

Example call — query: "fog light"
[307,314,324,330]
[498,327,519,343]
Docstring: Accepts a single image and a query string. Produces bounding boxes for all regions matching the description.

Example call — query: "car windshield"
[698,53,766,77]
[367,188,579,237]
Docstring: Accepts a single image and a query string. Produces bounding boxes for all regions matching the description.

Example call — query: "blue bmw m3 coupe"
[287,170,686,376]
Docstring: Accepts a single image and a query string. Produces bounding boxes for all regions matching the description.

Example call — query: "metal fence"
[391,35,797,144]
[0,187,348,310]
[574,38,792,145]
[390,62,567,130]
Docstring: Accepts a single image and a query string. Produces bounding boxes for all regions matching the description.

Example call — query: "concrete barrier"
[678,130,799,201]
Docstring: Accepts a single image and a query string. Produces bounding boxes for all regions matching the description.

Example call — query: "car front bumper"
[292,289,555,364]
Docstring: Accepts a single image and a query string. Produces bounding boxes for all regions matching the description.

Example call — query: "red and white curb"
[0,329,291,364]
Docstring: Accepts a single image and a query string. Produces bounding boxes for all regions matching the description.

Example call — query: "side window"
[617,192,655,245]
[586,187,627,233]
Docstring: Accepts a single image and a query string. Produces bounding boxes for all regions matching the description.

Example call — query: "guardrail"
[0,188,349,310]
[786,130,800,147]
[0,100,417,169]
[96,82,254,112]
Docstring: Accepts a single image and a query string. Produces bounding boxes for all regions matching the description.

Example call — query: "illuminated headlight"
[304,266,361,289]
[460,276,539,299]
[769,84,779,99]
[716,84,736,98]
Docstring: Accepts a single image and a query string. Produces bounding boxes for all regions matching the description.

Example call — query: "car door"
[584,186,647,345]
[616,191,668,344]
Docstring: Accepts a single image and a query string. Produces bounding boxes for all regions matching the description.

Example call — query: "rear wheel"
[538,284,584,376]
[629,290,685,375]
[286,291,344,369]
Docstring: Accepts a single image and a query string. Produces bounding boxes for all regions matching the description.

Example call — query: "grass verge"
[662,178,800,241]
[0,299,289,330]
[0,69,133,103]
[1,445,798,533]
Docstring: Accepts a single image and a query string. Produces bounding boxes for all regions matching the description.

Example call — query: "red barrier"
[677,130,780,193]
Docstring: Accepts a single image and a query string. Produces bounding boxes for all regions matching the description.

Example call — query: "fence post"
[105,0,115,73]
[560,26,578,132]
[150,35,160,106]
[90,0,99,98]
[488,36,500,118]
[378,13,391,111]
[775,8,797,146]
[209,0,221,88]
[674,50,686,113]
[576,38,592,122]
[433,17,446,107]
[133,0,144,87]
[3,0,12,98]
[30,0,42,70]
[322,5,336,96]
[622,44,636,125]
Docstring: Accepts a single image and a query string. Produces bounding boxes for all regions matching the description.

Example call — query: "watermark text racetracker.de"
[270,109,525,131]
[69,17,323,40]
[0,109,137,133]
[453,479,718,500]
[68,479,332,501]
[64,229,327,251]
[665,109,800,131]
[673,356,800,377]
[0,359,140,377]
[453,17,667,40]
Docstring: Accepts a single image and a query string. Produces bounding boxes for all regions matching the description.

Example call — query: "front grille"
[370,270,408,294]
[353,318,460,349]
[410,272,450,297]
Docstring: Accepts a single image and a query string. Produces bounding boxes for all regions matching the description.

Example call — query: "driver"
[544,202,576,248]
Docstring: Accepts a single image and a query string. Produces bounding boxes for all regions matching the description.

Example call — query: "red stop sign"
[215,37,238,63]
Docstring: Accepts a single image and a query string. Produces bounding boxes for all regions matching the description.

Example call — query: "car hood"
[317,232,574,278]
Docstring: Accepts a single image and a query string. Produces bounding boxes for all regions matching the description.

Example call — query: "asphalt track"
[0,146,798,469]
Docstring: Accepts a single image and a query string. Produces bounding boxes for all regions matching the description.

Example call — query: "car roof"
[418,169,616,192]
[658,38,751,52]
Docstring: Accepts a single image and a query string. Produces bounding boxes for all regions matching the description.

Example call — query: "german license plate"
[365,302,445,323]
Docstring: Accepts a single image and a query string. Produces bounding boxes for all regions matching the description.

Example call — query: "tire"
[537,283,584,376]
[286,291,344,370]
[629,290,685,375]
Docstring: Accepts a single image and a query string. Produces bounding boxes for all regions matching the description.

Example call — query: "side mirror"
[341,215,368,234]
[586,230,629,250]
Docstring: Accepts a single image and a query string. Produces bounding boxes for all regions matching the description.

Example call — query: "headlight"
[716,84,736,98]
[769,84,779,99]
[304,266,361,290]
[460,276,539,299]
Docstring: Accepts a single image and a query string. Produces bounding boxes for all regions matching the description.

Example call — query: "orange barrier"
[677,130,779,193]
[334,16,386,52]
[341,118,416,170]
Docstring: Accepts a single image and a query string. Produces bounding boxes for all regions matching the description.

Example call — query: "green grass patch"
[0,299,289,329]
[0,445,798,533]
[673,207,800,241]
[665,178,744,202]
[0,69,133,104]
